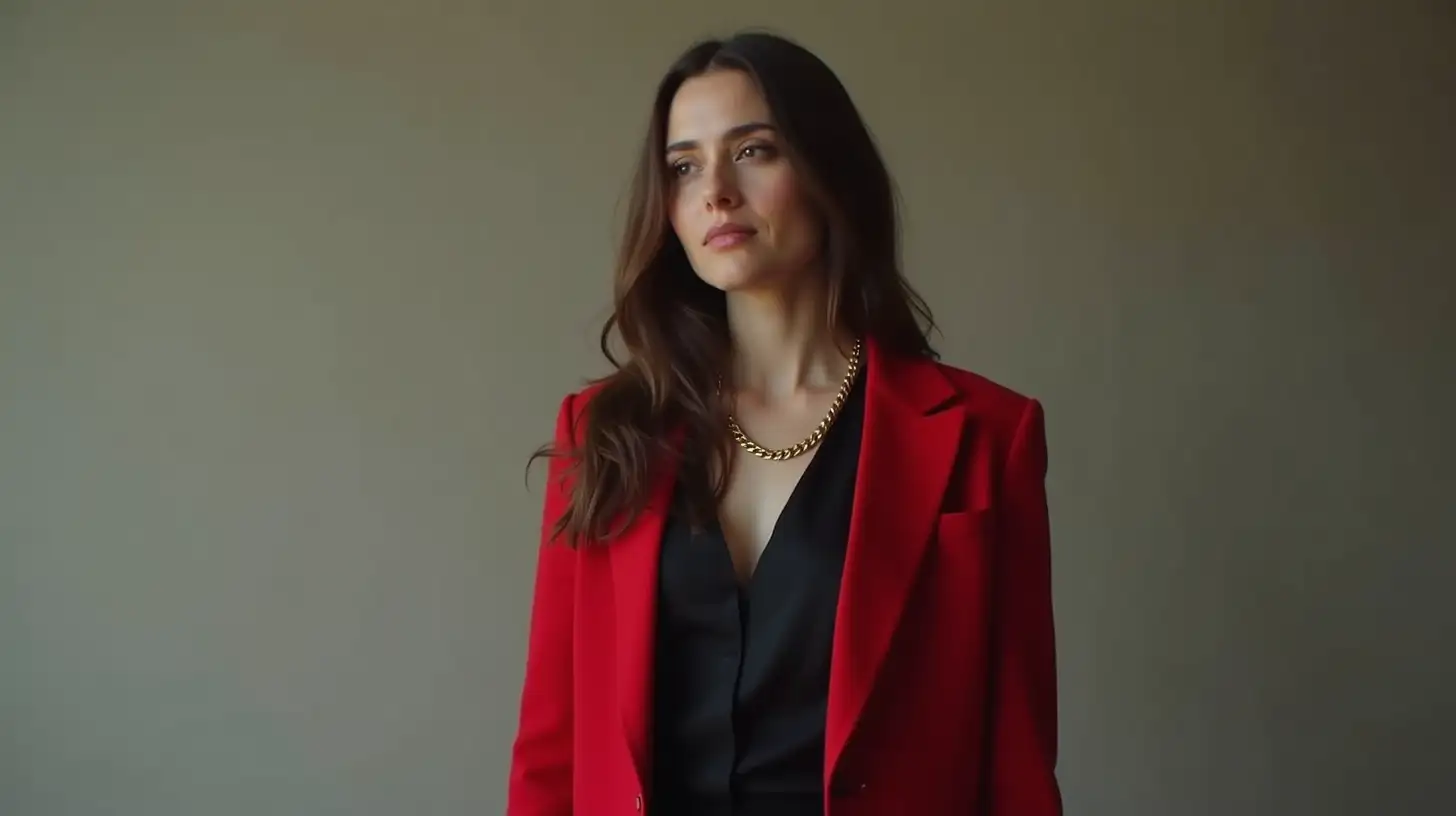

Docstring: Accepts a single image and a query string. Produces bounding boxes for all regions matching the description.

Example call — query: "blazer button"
[633,793,643,811]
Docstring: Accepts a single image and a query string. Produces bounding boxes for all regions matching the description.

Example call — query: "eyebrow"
[665,121,776,155]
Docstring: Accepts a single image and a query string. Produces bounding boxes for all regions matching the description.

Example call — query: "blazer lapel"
[825,339,966,777]
[609,453,675,792]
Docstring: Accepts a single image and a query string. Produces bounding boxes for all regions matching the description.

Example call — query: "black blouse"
[651,374,866,816]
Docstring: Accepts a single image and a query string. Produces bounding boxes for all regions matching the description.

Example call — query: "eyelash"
[671,142,777,176]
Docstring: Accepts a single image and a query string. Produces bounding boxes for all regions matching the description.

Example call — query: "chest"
[714,378,867,582]
[716,451,816,581]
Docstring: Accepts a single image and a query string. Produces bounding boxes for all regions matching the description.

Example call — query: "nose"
[703,158,741,211]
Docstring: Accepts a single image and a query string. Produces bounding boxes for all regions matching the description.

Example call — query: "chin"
[691,258,778,293]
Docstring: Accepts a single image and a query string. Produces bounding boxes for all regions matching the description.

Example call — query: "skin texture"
[664,69,822,299]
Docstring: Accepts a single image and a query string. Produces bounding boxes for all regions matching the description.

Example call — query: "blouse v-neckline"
[650,371,866,814]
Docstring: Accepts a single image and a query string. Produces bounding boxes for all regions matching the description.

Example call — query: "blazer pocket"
[935,508,988,549]
[931,509,995,624]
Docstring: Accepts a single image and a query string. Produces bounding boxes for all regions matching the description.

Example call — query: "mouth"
[703,224,757,248]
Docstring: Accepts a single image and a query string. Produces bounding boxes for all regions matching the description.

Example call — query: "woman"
[509,31,1061,816]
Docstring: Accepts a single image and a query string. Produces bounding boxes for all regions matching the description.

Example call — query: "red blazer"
[508,339,1062,815]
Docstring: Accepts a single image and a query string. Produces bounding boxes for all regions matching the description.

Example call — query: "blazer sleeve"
[985,398,1063,815]
[507,394,579,816]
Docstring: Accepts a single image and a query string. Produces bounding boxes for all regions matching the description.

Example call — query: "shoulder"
[923,359,1047,468]
[548,380,609,446]
[935,359,1041,427]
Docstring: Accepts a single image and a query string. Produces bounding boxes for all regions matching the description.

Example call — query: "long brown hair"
[536,30,937,546]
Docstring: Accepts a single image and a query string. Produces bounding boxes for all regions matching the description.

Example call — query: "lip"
[703,222,757,247]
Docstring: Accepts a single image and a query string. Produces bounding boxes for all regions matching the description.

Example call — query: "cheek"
[744,170,797,219]
[750,172,817,245]
[667,188,696,242]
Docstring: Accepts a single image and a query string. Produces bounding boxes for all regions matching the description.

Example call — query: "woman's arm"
[507,394,579,816]
[985,398,1063,815]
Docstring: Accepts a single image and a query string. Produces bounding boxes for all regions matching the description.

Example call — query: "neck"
[725,279,853,401]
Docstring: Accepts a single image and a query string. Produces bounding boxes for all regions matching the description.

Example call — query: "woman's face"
[664,69,822,294]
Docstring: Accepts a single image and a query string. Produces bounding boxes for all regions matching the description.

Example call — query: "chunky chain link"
[726,338,863,461]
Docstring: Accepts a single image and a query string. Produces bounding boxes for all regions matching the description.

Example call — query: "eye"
[737,142,777,161]
[668,159,695,177]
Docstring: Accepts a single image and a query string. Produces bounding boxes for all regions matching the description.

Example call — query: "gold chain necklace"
[726,338,863,461]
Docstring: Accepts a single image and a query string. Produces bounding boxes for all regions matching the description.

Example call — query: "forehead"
[665,70,772,142]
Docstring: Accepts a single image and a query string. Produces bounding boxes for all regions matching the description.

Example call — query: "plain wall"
[2,0,1452,813]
